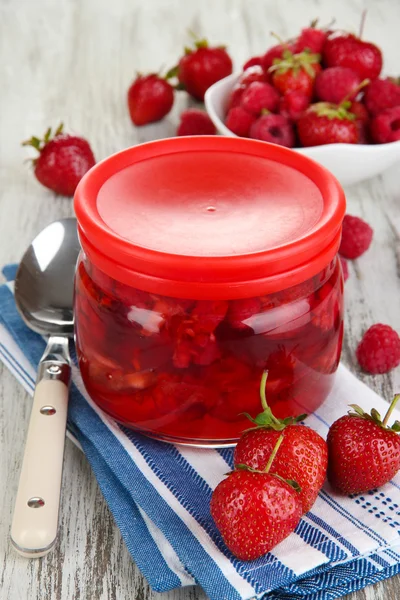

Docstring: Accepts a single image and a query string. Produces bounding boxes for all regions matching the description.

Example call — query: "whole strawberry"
[240,81,280,115]
[23,124,95,197]
[327,396,400,494]
[315,67,362,104]
[172,38,232,101]
[261,41,296,71]
[127,74,174,126]
[269,49,321,98]
[225,107,256,137]
[234,371,327,513]
[279,91,310,121]
[323,33,382,81]
[295,21,328,54]
[211,435,302,560]
[176,109,216,136]
[364,78,400,116]
[297,101,359,146]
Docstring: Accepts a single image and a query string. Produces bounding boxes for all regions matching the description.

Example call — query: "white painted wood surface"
[1,0,400,598]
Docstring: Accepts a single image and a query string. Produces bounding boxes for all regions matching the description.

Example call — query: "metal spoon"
[11,218,80,558]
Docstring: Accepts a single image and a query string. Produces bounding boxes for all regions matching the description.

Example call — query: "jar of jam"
[74,136,345,446]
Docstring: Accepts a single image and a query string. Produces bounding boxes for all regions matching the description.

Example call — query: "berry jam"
[74,255,344,445]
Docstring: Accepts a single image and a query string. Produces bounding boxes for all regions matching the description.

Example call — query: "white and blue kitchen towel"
[2,263,400,600]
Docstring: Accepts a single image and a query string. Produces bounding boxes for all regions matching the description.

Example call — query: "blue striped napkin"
[2,264,400,600]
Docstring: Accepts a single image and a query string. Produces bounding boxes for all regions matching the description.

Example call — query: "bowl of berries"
[205,23,400,186]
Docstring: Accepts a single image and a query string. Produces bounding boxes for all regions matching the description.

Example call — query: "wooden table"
[1,0,400,598]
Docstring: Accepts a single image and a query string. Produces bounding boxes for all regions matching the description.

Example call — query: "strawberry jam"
[74,137,346,445]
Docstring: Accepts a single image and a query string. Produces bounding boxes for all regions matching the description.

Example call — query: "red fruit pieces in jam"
[226,297,262,330]
[311,280,340,333]
[153,373,219,420]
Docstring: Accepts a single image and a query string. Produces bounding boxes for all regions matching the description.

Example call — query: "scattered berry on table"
[370,106,400,143]
[127,74,174,126]
[250,113,295,147]
[327,396,400,494]
[23,123,95,197]
[339,214,373,259]
[356,324,400,374]
[176,109,216,136]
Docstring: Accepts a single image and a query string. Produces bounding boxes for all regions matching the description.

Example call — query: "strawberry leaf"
[165,65,179,79]
[392,421,400,432]
[273,473,302,492]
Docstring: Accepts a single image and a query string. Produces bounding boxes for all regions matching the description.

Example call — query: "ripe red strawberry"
[240,66,266,86]
[127,74,174,126]
[250,113,295,147]
[261,42,296,71]
[370,106,400,143]
[339,214,373,259]
[234,372,327,513]
[270,49,321,97]
[211,435,302,560]
[279,91,310,120]
[315,67,362,104]
[243,56,263,70]
[172,38,233,101]
[364,78,400,116]
[225,107,256,137]
[23,124,95,197]
[297,102,359,146]
[323,33,382,81]
[227,84,247,110]
[327,396,400,494]
[356,324,400,374]
[176,109,216,136]
[240,81,280,115]
[295,22,327,54]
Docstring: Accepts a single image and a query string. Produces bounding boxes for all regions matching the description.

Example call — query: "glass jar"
[74,137,346,446]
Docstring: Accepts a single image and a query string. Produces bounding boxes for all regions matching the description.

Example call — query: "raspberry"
[240,81,280,115]
[243,56,263,70]
[340,256,349,281]
[225,107,256,137]
[339,215,373,259]
[364,78,400,116]
[356,324,400,374]
[315,67,361,104]
[295,26,327,54]
[370,106,400,144]
[250,113,295,148]
[239,66,267,87]
[279,91,310,120]
[227,85,246,110]
[176,109,216,136]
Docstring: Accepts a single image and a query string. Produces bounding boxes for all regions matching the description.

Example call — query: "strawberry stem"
[264,434,284,473]
[260,370,269,411]
[382,394,400,427]
[359,9,367,39]
[341,79,370,105]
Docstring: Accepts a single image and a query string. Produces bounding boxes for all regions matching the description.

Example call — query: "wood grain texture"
[1,0,400,598]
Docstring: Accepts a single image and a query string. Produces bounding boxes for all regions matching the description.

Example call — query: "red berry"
[323,33,382,81]
[250,113,295,147]
[370,106,400,143]
[227,84,247,110]
[225,107,256,137]
[295,25,327,54]
[239,65,267,86]
[127,74,174,126]
[261,42,296,71]
[327,398,400,494]
[211,445,301,560]
[356,324,400,374]
[315,67,361,104]
[240,81,280,115]
[349,101,369,124]
[279,91,310,120]
[297,102,359,146]
[235,425,327,514]
[365,78,400,116]
[270,50,321,97]
[176,109,216,136]
[243,56,263,70]
[339,214,373,259]
[340,256,349,282]
[23,124,95,197]
[177,40,233,101]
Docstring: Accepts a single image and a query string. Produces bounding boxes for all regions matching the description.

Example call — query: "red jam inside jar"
[74,137,346,446]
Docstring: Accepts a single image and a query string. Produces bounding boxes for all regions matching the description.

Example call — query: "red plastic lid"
[74,137,345,300]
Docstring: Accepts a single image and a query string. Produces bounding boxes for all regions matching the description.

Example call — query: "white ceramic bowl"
[205,73,400,187]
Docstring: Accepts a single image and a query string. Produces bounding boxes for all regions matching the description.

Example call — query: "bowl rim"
[205,72,400,154]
